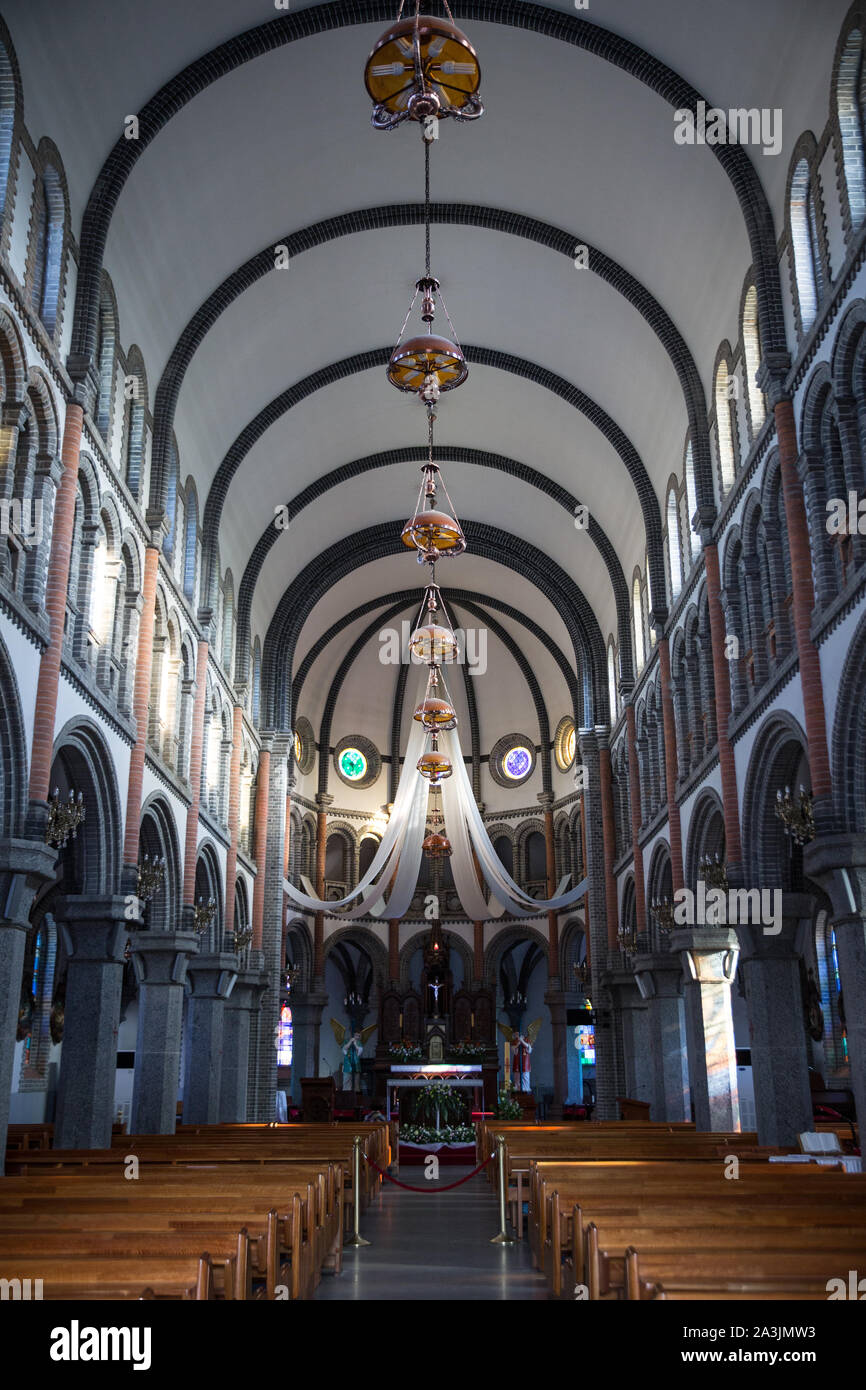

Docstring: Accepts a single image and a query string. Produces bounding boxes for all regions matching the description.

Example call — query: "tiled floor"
[314,1165,551,1301]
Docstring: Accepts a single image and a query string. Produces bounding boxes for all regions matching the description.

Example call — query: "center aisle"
[314,1164,551,1301]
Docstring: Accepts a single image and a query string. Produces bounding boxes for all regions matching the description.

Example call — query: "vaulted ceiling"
[6,0,846,769]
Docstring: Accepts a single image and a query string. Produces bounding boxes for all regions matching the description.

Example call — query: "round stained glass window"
[339,747,367,781]
[503,746,532,780]
[554,717,576,772]
[294,731,303,765]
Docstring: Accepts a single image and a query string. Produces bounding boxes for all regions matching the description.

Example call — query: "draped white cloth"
[283,688,589,920]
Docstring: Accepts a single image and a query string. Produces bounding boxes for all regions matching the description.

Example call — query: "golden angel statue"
[497,1018,542,1092]
[331,1019,378,1093]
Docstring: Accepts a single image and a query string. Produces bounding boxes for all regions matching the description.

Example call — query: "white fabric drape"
[283,686,589,920]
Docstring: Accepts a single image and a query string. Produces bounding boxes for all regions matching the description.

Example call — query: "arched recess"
[284,917,313,992]
[685,788,727,891]
[482,923,549,991]
[834,19,866,237]
[0,629,26,838]
[94,272,119,442]
[263,521,603,736]
[203,345,663,647]
[400,926,473,995]
[69,0,786,431]
[234,876,251,962]
[325,925,389,1025]
[0,18,23,230]
[559,916,587,984]
[50,718,123,897]
[194,840,224,951]
[137,793,182,932]
[646,841,672,944]
[831,603,866,832]
[741,713,811,891]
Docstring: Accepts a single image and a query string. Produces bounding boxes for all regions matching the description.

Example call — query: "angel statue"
[331,1019,377,1094]
[497,1019,542,1092]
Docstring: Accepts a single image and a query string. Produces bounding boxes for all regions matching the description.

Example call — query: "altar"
[385,1063,484,1120]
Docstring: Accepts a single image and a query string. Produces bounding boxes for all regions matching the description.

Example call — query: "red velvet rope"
[363,1151,494,1192]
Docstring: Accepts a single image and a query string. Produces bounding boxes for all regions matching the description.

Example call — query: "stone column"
[128,930,200,1133]
[544,988,569,1115]
[181,637,210,908]
[287,988,329,1105]
[473,920,484,986]
[736,893,813,1146]
[223,703,244,941]
[251,740,272,951]
[765,381,832,828]
[671,927,740,1131]
[0,837,57,1174]
[804,835,866,1140]
[624,701,647,934]
[632,952,690,1121]
[220,953,268,1121]
[313,792,333,982]
[597,735,619,951]
[656,636,685,891]
[28,386,91,805]
[607,967,652,1104]
[251,737,289,1121]
[182,951,238,1124]
[702,541,743,870]
[54,894,141,1149]
[538,793,560,977]
[388,919,400,984]
[578,728,617,1119]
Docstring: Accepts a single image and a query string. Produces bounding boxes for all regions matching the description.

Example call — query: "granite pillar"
[128,930,200,1133]
[220,952,267,1121]
[0,836,57,1174]
[54,894,140,1150]
[671,927,740,1131]
[633,952,690,1121]
[288,989,328,1105]
[607,966,652,1105]
[544,989,569,1115]
[182,950,238,1124]
[578,727,618,1119]
[736,895,813,1146]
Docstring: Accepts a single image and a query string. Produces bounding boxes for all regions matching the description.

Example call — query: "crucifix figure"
[429,980,443,1017]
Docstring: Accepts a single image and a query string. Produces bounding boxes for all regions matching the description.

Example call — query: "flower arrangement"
[409,1078,467,1127]
[399,1124,475,1144]
[495,1085,521,1119]
[388,1040,422,1061]
[448,1040,487,1059]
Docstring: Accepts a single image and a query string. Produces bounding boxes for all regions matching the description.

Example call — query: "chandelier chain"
[424,138,431,279]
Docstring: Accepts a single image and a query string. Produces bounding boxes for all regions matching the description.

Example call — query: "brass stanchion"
[490,1134,515,1245]
[344,1135,371,1247]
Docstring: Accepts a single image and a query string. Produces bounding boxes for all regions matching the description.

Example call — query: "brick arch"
[685,787,726,890]
[262,521,604,734]
[741,712,810,888]
[138,791,182,932]
[0,305,26,400]
[51,716,123,896]
[26,367,60,457]
[202,345,658,654]
[0,623,27,837]
[399,926,472,994]
[148,201,712,536]
[831,602,866,832]
[830,296,866,397]
[482,923,549,990]
[237,443,629,689]
[194,838,224,949]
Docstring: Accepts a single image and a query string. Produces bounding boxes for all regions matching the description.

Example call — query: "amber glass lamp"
[409,623,458,664]
[387,334,467,394]
[364,15,483,131]
[417,747,453,784]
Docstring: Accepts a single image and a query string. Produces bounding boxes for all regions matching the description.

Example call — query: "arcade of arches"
[0,0,865,1304]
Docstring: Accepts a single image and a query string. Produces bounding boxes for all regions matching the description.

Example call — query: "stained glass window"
[830,926,848,1062]
[31,929,43,1001]
[503,746,531,780]
[294,730,303,765]
[277,1003,293,1067]
[339,747,367,781]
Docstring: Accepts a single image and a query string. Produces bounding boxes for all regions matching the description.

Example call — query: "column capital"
[316,792,334,811]
[536,791,555,811]
[186,952,239,999]
[755,354,791,407]
[127,929,201,985]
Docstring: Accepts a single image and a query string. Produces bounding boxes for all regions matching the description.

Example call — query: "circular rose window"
[503,746,532,780]
[339,747,367,781]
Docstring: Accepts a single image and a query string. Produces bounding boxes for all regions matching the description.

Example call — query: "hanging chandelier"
[364,4,483,132]
[45,788,85,848]
[402,459,465,562]
[137,853,166,903]
[774,785,815,846]
[193,895,217,934]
